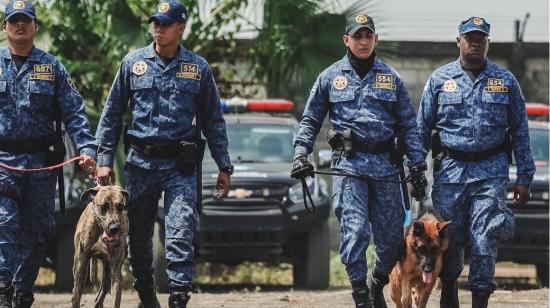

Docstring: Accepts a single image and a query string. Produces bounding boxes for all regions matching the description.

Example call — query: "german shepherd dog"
[389,212,451,308]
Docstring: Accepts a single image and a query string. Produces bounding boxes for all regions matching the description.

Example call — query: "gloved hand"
[406,162,428,201]
[290,155,314,179]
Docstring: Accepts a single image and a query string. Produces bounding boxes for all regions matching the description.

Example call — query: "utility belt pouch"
[177,141,197,176]
[504,128,513,164]
[327,128,353,157]
[46,140,66,165]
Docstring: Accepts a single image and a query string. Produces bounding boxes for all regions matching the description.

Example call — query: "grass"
[36,247,377,289]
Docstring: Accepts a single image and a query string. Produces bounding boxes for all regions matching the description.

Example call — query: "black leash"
[299,170,409,214]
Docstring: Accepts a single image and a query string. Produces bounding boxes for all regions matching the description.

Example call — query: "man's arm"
[393,75,426,165]
[56,64,97,160]
[95,61,130,168]
[417,76,438,156]
[294,76,329,157]
[198,64,231,170]
[508,75,535,187]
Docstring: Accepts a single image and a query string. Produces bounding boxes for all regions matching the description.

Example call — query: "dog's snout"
[108,224,121,236]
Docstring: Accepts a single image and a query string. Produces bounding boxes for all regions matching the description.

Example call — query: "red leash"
[0,155,86,172]
[0,155,99,184]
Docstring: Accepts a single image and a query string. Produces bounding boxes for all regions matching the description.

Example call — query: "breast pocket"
[482,91,509,126]
[368,89,397,114]
[437,92,464,124]
[329,87,357,118]
[130,75,155,110]
[29,80,55,111]
[173,79,200,112]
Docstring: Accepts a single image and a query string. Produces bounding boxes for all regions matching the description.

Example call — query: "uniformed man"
[95,1,232,307]
[291,14,427,308]
[417,17,535,308]
[0,1,97,307]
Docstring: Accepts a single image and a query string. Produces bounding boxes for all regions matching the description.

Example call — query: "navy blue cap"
[458,17,490,36]
[345,13,375,35]
[4,0,36,22]
[148,0,187,25]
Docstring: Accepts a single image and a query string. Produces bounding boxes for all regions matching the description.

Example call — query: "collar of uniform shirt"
[347,49,375,79]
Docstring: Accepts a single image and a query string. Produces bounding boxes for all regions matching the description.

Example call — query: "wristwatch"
[220,164,234,176]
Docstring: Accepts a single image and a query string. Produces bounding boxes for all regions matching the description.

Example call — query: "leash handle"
[301,177,316,213]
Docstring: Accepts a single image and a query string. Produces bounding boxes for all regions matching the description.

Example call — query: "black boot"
[168,290,190,308]
[471,291,490,308]
[134,279,160,308]
[0,282,13,308]
[440,279,460,308]
[351,280,371,308]
[369,272,388,308]
[12,291,33,308]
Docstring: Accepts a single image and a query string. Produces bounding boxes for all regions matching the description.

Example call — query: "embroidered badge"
[484,78,508,92]
[443,79,457,92]
[13,1,25,10]
[176,63,201,80]
[30,64,54,81]
[373,73,396,90]
[355,14,368,24]
[332,76,348,90]
[473,17,483,25]
[132,61,148,76]
[158,2,170,13]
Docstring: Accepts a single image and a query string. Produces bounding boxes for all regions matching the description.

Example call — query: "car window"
[529,127,549,164]
[204,123,295,164]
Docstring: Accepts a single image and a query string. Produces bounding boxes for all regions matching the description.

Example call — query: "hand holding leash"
[407,162,428,201]
[96,166,116,186]
[290,155,316,213]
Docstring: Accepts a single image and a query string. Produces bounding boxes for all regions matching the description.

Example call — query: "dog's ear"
[120,189,130,209]
[80,186,101,205]
[437,220,451,239]
[412,221,424,237]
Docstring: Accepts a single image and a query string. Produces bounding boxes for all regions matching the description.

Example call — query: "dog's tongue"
[102,231,117,242]
[422,272,433,284]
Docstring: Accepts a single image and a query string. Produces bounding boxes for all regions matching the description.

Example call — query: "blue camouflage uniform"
[417,17,535,293]
[294,55,426,282]
[96,43,231,291]
[0,46,97,292]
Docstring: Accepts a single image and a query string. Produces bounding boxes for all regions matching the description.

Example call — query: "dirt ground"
[35,287,549,308]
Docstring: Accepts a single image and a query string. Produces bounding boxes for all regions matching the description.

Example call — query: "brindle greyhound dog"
[71,185,129,308]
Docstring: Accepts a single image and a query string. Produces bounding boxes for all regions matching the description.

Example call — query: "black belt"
[129,137,182,159]
[0,137,61,154]
[441,143,507,162]
[352,138,394,154]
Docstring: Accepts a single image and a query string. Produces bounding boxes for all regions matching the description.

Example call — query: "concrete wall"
[384,41,549,109]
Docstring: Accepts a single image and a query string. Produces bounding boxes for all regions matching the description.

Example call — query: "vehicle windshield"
[529,127,549,165]
[204,123,295,164]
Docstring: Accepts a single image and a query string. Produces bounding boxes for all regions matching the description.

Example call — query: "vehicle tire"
[54,231,75,292]
[293,220,330,289]
[153,221,169,293]
[536,263,549,287]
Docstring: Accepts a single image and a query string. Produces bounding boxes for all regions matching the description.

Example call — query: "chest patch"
[30,64,54,81]
[373,73,395,90]
[132,61,148,76]
[332,76,348,90]
[443,79,457,92]
[484,78,508,93]
[177,63,201,80]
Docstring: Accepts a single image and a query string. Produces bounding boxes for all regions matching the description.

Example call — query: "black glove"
[406,162,428,201]
[290,155,314,179]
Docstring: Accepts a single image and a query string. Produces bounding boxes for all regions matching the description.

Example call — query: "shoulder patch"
[373,73,396,90]
[176,62,201,80]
